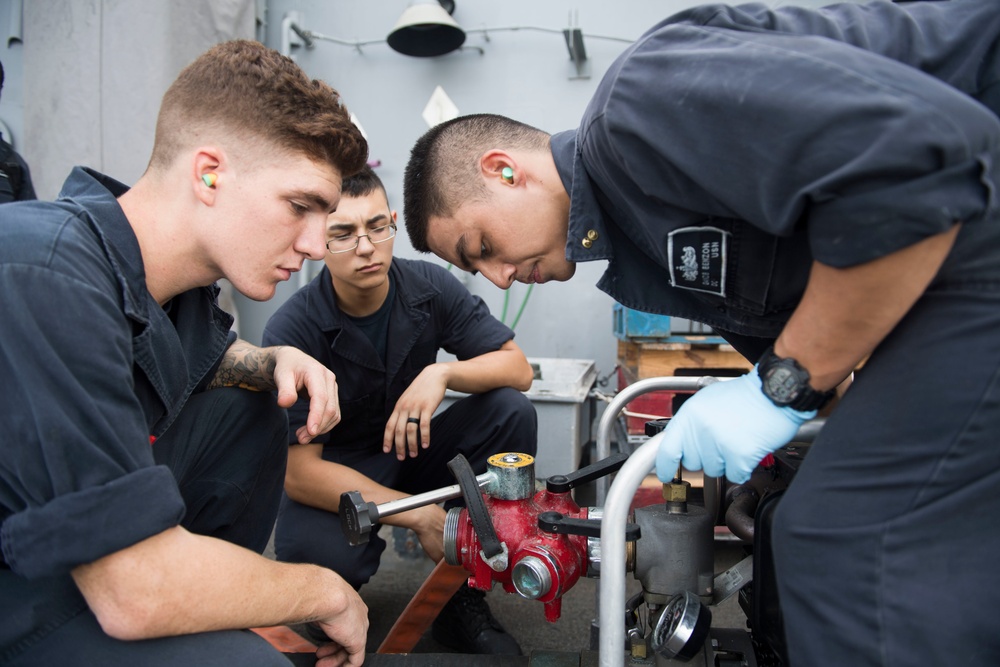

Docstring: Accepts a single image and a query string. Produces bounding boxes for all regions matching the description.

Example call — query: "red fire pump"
[340,451,639,623]
[339,413,793,665]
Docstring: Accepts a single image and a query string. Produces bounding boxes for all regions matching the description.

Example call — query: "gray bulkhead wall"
[19,0,255,198]
[256,0,672,376]
[253,0,850,375]
[8,0,856,379]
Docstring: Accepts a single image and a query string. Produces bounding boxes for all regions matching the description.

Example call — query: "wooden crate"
[616,340,753,434]
[617,340,752,384]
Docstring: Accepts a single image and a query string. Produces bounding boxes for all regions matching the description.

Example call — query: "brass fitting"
[663,479,690,503]
[630,637,648,660]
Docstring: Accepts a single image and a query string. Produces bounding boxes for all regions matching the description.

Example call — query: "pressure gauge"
[650,590,712,662]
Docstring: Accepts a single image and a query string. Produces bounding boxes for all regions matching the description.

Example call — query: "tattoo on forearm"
[208,341,278,391]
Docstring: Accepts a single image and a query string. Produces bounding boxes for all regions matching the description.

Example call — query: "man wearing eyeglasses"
[262,165,536,656]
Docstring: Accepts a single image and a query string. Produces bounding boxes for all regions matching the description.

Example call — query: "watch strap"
[758,346,834,412]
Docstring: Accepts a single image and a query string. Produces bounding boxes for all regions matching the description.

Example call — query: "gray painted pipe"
[595,380,826,667]
[599,433,663,667]
[594,376,721,505]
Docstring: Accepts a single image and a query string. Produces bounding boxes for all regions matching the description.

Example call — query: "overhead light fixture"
[387,1,467,58]
[281,5,630,78]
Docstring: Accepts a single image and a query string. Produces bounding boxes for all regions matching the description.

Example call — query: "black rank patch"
[666,226,729,297]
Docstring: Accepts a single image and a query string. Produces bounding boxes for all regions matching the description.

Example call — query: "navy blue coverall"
[552,2,1000,665]
[263,259,537,589]
[0,168,292,666]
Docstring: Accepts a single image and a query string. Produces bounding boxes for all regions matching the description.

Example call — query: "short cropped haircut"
[342,164,387,200]
[150,40,367,178]
[403,114,549,252]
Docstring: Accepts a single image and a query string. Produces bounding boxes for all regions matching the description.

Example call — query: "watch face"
[764,365,801,404]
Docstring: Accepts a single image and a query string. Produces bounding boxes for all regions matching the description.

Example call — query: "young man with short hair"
[263,166,536,656]
[402,2,1000,665]
[1,40,370,667]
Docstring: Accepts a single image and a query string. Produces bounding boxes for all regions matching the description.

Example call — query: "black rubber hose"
[724,484,760,543]
[447,454,503,559]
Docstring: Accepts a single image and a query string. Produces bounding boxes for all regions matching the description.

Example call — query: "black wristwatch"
[757,346,834,412]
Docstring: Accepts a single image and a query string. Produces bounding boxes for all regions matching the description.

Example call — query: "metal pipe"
[595,377,720,505]
[590,377,721,654]
[301,30,387,50]
[280,13,299,58]
[599,432,662,667]
[595,381,827,667]
[289,22,315,49]
[464,25,633,44]
[280,25,633,56]
[6,0,23,47]
[594,381,827,504]
[375,473,494,520]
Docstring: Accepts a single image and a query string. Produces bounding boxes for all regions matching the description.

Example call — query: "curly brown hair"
[150,39,367,178]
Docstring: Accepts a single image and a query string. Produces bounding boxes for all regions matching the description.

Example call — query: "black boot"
[431,584,522,655]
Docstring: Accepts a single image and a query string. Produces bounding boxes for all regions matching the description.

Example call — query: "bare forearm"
[439,341,533,394]
[776,225,961,390]
[72,527,358,640]
[288,455,407,514]
[285,449,440,532]
[207,339,281,391]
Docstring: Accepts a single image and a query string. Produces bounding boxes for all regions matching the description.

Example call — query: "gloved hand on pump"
[654,366,815,485]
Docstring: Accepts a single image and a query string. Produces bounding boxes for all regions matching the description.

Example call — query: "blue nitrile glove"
[654,365,816,484]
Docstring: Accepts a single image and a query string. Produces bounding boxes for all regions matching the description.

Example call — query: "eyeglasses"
[326,223,397,254]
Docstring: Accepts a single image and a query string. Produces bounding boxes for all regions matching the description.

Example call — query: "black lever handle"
[546,451,629,494]
[340,490,379,546]
[537,510,641,541]
[448,453,503,559]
